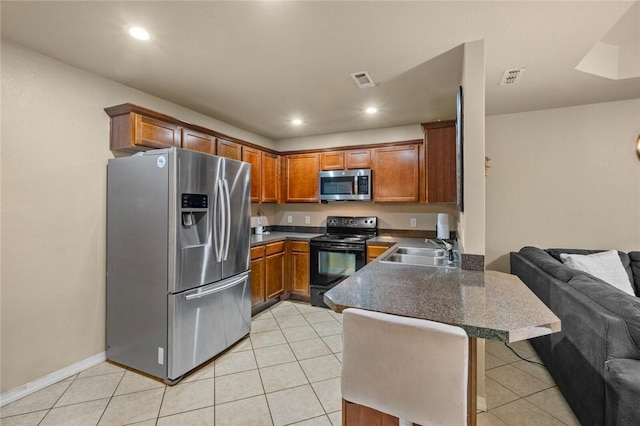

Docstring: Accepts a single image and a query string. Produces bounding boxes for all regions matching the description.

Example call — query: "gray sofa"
[511,247,640,426]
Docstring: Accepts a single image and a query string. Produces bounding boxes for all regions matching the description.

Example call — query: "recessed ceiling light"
[365,107,378,114]
[291,118,303,125]
[129,26,150,41]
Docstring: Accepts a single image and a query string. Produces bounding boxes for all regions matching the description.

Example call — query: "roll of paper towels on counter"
[437,214,450,239]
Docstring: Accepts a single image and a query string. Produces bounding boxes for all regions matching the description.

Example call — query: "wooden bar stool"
[341,308,469,426]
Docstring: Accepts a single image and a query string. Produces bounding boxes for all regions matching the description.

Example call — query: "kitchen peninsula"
[324,242,561,426]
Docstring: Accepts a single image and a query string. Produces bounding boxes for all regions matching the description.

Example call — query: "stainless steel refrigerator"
[106,148,251,384]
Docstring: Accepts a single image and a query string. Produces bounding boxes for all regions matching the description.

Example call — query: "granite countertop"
[324,239,560,343]
[250,232,323,246]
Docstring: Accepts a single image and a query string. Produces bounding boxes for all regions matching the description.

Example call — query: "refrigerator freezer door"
[173,150,224,293]
[168,271,251,381]
[220,158,251,279]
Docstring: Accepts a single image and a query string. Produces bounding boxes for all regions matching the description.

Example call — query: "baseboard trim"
[0,351,106,407]
[477,396,488,412]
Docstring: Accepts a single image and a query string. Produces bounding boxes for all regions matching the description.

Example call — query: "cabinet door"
[290,241,310,296]
[242,147,262,203]
[134,114,181,149]
[320,152,345,170]
[346,149,371,169]
[217,138,242,160]
[182,128,215,154]
[372,145,420,202]
[265,251,285,299]
[261,152,279,203]
[250,257,266,308]
[425,123,457,203]
[250,246,266,308]
[284,153,320,202]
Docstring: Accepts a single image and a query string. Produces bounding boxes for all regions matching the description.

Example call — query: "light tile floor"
[1,300,579,426]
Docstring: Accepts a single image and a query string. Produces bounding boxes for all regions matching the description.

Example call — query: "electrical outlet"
[287,215,293,224]
[304,216,311,225]
[410,218,417,227]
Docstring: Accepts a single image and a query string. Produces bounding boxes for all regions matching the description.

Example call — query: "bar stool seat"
[341,308,469,426]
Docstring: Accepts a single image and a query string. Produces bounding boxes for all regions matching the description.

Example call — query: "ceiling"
[2,1,639,141]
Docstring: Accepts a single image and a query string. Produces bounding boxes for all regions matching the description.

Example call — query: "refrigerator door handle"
[223,179,231,261]
[184,273,249,300]
[213,178,224,262]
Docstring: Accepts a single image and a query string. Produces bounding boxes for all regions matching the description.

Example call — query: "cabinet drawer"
[265,241,286,256]
[367,244,391,259]
[251,245,265,260]
[290,241,309,253]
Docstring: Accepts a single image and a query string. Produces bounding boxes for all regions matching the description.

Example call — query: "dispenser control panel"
[181,193,208,209]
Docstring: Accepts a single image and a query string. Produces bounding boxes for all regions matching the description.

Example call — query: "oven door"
[310,242,366,287]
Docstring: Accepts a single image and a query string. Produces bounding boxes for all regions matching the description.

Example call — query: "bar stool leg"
[467,337,478,426]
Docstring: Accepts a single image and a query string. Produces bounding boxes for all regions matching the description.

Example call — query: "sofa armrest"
[605,358,640,425]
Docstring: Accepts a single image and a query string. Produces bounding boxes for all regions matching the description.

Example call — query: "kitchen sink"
[379,246,457,268]
[394,247,445,257]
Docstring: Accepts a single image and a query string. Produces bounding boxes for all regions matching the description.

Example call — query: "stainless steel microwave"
[319,169,372,201]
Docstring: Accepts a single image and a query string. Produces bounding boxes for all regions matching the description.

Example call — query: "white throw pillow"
[560,250,635,296]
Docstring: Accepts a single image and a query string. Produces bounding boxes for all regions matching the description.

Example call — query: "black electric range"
[309,216,377,307]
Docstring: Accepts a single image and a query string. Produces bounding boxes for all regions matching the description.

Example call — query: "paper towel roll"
[437,213,450,239]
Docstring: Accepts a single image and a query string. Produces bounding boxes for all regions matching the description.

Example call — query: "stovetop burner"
[311,216,378,245]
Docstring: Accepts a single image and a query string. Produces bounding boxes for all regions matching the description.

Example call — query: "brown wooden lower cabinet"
[289,240,310,297]
[251,239,312,312]
[366,244,393,263]
[250,245,266,309]
[265,242,285,299]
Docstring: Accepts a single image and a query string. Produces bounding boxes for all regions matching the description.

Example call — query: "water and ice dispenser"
[181,193,208,246]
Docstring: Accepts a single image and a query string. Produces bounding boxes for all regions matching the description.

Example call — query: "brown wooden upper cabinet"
[320,149,371,170]
[284,153,320,203]
[242,146,262,203]
[133,114,181,150]
[242,147,280,204]
[372,144,420,202]
[346,149,371,169]
[261,152,279,203]
[320,152,345,170]
[423,121,457,203]
[216,138,242,160]
[182,128,215,154]
[105,104,182,152]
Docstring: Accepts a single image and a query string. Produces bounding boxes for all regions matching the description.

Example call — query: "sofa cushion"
[566,275,640,352]
[540,261,583,283]
[629,252,640,296]
[560,250,636,296]
[547,248,634,290]
[519,246,559,268]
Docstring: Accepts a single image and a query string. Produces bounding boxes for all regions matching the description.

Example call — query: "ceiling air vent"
[351,71,376,88]
[499,68,526,85]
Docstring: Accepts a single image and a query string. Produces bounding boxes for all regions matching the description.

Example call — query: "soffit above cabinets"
[2,1,638,140]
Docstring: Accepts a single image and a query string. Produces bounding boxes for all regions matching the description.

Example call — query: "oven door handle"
[311,244,364,252]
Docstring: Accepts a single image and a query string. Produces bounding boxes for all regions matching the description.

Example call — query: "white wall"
[275,125,423,151]
[0,40,272,393]
[486,98,640,272]
[458,40,486,256]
